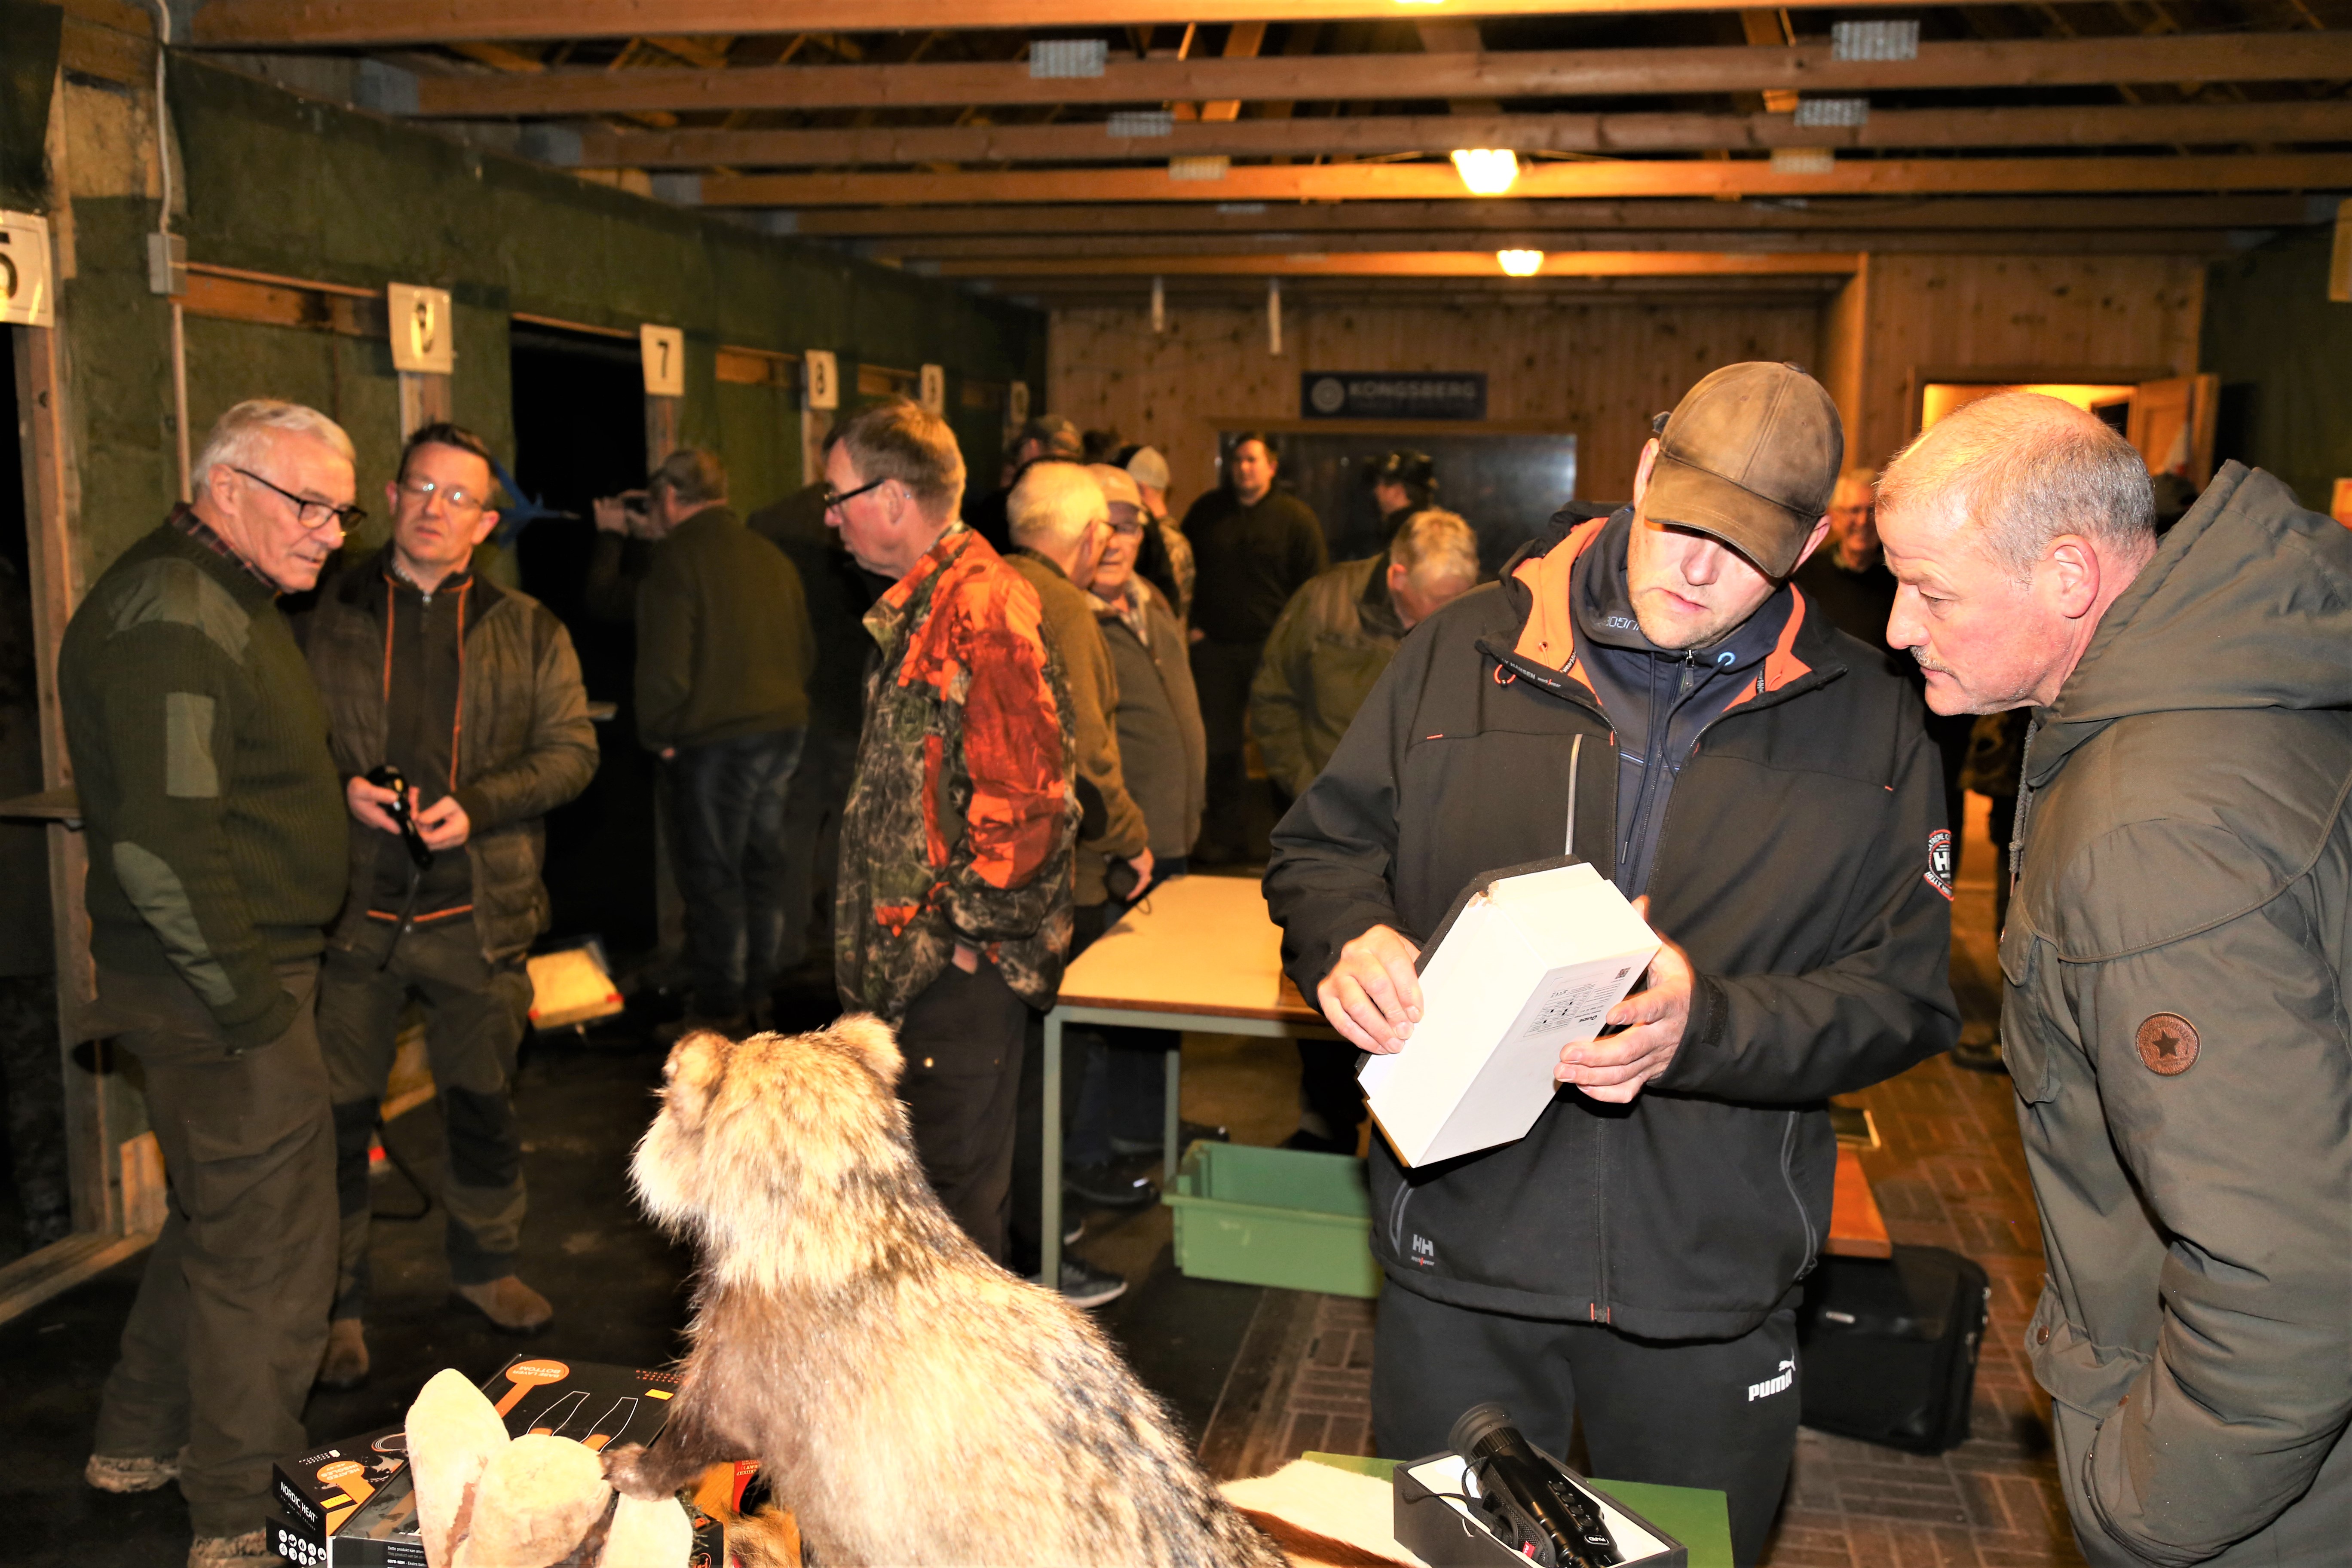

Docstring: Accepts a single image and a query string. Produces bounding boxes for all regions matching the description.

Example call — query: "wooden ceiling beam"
[580,100,2352,169]
[935,249,1863,277]
[881,227,2241,257]
[404,32,2352,119]
[699,153,2352,206]
[194,0,2020,49]
[781,193,2319,235]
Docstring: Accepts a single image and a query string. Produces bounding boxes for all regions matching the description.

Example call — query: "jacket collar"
[866,523,979,648]
[1499,503,1832,709]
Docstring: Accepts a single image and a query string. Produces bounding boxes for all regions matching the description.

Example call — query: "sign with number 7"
[640,324,685,397]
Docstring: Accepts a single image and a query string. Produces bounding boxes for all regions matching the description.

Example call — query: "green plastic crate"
[1164,1141,1382,1298]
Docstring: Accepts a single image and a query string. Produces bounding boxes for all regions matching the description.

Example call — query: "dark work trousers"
[1296,1038,1368,1151]
[90,959,337,1540]
[1191,638,1264,861]
[774,725,860,975]
[1374,1282,1802,1568]
[664,726,805,1020]
[1067,864,1187,1165]
[1011,900,1109,1258]
[318,915,533,1319]
[1929,712,1974,879]
[896,957,1027,1264]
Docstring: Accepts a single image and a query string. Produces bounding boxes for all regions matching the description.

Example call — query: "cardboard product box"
[271,1358,707,1565]
[273,1426,409,1540]
[478,1354,686,1449]
[1393,1449,1686,1568]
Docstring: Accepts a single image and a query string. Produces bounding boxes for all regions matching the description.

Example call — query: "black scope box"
[1392,1446,1687,1568]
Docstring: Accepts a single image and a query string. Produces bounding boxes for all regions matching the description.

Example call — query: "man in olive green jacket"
[1248,509,1480,801]
[1879,393,2352,1567]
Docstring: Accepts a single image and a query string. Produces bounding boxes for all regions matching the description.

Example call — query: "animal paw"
[599,1442,663,1499]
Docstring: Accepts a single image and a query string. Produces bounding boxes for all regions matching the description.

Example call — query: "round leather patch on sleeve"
[2136,1013,2199,1076]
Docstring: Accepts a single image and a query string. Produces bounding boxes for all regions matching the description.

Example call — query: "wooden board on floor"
[1826,1144,1892,1259]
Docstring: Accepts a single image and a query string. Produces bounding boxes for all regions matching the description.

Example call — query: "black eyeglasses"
[823,476,888,513]
[234,467,367,533]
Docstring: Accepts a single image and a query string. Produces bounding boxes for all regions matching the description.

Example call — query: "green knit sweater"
[635,505,815,750]
[60,514,348,1049]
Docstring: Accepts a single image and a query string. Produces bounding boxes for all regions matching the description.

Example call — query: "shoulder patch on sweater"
[1925,829,1954,901]
[107,557,250,661]
[2136,1013,2199,1076]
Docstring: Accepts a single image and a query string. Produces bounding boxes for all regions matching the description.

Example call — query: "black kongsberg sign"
[1301,371,1488,421]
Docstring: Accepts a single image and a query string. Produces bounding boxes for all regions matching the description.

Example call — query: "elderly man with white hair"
[1001,459,1158,1304]
[1877,393,2352,1567]
[62,399,359,1567]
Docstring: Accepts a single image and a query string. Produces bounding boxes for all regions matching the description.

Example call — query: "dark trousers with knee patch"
[318,916,531,1319]
[91,959,337,1539]
[1373,1281,1801,1568]
[894,959,1026,1264]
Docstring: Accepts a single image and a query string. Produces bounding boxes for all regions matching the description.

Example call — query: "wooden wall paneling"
[1818,259,1869,470]
[1049,298,1825,517]
[1852,254,2207,469]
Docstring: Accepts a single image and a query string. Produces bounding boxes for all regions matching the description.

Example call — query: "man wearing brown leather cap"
[1267,362,1956,1564]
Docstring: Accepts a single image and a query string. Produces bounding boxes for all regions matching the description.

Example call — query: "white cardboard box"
[1359,859,1657,1167]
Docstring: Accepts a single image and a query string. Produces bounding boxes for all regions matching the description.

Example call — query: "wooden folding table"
[1038,872,1891,1283]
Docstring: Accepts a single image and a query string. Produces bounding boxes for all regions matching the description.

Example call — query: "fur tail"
[726,1505,803,1568]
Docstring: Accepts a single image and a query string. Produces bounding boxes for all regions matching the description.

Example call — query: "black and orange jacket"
[303,549,598,964]
[1265,506,1957,1338]
[835,525,1081,1020]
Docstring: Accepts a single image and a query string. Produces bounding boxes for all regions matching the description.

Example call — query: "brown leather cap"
[1639,361,1844,579]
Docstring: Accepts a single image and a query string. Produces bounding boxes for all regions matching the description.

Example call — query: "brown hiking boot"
[85,1450,181,1493]
[187,1529,276,1566]
[316,1317,369,1390]
[450,1275,554,1336]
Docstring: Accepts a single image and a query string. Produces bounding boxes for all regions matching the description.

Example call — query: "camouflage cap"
[1641,361,1844,579]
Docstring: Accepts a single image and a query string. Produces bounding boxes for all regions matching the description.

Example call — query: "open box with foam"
[1393,1449,1687,1568]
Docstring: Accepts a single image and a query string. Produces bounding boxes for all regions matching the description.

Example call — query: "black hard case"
[1798,1243,1991,1454]
[1393,1447,1688,1568]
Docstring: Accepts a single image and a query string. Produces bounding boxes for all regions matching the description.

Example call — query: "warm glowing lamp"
[1449,148,1520,196]
[1496,249,1545,277]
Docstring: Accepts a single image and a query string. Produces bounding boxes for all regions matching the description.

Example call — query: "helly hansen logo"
[1410,1234,1437,1268]
[1747,1359,1795,1403]
[1925,829,1954,902]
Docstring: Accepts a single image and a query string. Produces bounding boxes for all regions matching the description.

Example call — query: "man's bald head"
[1879,393,2154,582]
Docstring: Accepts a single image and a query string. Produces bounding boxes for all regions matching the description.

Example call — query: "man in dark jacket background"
[1184,432,1326,864]
[633,448,815,1035]
[1878,394,2352,1567]
[1266,364,1956,1565]
[304,422,597,1384]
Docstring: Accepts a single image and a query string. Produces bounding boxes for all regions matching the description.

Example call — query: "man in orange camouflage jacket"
[827,398,1080,1263]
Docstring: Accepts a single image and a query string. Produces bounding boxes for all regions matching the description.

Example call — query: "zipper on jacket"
[1780,1111,1820,1279]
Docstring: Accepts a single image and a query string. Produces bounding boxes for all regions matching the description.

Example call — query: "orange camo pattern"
[836,527,1080,1018]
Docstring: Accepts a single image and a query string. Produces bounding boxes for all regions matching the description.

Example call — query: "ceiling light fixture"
[1496,249,1545,277]
[1450,148,1519,196]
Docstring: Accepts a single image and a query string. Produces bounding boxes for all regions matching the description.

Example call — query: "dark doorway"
[508,322,658,956]
[0,325,65,1263]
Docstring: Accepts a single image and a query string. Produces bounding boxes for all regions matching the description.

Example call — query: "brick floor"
[1199,799,2087,1565]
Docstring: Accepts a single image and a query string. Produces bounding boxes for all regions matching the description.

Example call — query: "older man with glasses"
[299,422,597,1388]
[61,399,359,1568]
[824,398,1080,1274]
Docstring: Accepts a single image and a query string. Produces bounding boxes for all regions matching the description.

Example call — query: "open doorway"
[1918,374,2220,491]
[508,321,658,956]
[0,325,66,1264]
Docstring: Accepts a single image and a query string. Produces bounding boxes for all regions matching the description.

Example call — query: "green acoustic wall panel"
[62,52,1042,554]
[2202,227,2352,514]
